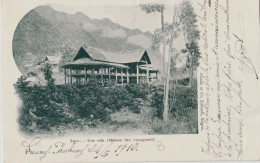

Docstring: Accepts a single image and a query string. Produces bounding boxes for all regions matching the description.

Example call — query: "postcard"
[1,0,260,162]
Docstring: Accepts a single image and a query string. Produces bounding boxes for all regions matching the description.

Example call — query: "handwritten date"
[21,137,139,160]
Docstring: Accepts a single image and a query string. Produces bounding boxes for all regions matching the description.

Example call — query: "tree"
[182,42,200,86]
[163,6,181,121]
[41,63,55,87]
[59,43,77,71]
[14,76,29,92]
[140,3,166,78]
[179,0,200,87]
[141,3,181,121]
[140,3,169,121]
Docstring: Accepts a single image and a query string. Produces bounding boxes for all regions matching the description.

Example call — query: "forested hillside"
[13,5,162,74]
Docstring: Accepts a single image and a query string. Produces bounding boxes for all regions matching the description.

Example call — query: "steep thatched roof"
[73,46,151,64]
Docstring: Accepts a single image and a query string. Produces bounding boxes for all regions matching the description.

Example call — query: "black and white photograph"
[2,0,260,162]
[13,0,200,136]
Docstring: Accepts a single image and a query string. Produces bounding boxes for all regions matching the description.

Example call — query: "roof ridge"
[82,45,145,54]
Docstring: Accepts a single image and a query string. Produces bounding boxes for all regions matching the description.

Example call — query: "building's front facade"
[62,46,158,85]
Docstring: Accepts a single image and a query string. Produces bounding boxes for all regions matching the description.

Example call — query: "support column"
[127,68,129,84]
[115,68,118,85]
[64,68,67,85]
[101,67,104,85]
[146,60,149,83]
[136,63,139,84]
[69,67,72,85]
[121,68,123,85]
[108,67,111,83]
[92,67,95,80]
[84,66,87,83]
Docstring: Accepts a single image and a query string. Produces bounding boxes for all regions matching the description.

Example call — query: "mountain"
[12,5,162,74]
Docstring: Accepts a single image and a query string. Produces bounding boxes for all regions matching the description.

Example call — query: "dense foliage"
[14,76,198,135]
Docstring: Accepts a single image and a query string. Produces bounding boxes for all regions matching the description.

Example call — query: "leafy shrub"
[125,83,150,98]
[14,76,198,135]
[170,85,197,112]
[177,78,190,86]
[40,63,55,87]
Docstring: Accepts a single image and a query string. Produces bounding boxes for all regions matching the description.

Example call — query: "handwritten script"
[198,0,257,160]
[21,137,163,161]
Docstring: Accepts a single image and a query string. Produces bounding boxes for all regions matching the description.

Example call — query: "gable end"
[73,47,92,61]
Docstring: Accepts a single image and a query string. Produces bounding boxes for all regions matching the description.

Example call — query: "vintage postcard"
[1,0,260,162]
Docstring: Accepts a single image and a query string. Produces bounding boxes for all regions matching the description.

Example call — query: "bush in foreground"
[14,76,198,135]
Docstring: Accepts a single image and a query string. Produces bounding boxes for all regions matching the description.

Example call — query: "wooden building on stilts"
[62,46,158,85]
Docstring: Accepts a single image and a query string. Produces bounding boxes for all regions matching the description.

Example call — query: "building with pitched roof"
[45,55,62,65]
[62,46,158,85]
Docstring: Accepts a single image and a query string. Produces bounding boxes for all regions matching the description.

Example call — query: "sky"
[49,0,182,33]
